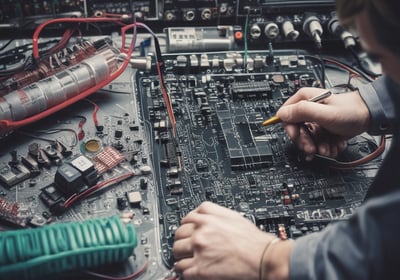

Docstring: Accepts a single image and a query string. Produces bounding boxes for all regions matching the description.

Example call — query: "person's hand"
[277,87,370,161]
[173,202,292,280]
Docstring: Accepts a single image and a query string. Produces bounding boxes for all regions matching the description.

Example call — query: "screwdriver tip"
[261,115,281,126]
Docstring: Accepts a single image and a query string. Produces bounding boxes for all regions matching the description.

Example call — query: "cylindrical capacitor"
[0,48,118,121]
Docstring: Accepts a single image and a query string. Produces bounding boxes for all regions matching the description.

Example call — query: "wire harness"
[0,215,137,280]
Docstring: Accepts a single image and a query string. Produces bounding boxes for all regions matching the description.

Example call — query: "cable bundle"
[0,215,137,280]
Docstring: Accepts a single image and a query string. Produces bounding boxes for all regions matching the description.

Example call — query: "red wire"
[43,28,75,56]
[32,17,126,60]
[120,23,177,135]
[0,18,137,134]
[319,57,383,168]
[156,61,177,135]
[316,135,386,169]
[63,171,134,208]
[76,116,87,141]
[101,12,131,19]
[323,57,361,76]
[85,99,100,127]
[323,57,377,82]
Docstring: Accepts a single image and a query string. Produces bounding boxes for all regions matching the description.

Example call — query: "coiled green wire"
[0,215,137,280]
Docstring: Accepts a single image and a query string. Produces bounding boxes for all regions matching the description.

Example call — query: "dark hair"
[335,0,366,26]
[336,0,400,53]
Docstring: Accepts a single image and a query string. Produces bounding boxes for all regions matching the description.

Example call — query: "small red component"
[93,146,126,174]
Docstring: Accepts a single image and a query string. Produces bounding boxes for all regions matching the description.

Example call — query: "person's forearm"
[261,238,295,280]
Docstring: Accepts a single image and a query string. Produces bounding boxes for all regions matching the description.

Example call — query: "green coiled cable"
[0,215,137,280]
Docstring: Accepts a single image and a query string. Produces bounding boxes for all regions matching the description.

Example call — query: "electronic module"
[0,1,383,277]
[0,40,382,278]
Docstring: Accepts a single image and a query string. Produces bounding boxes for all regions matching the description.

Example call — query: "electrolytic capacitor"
[0,48,118,121]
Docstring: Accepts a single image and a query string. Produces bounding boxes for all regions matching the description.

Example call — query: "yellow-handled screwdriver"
[261,90,332,127]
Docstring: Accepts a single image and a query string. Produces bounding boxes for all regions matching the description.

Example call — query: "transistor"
[117,197,129,210]
[0,161,30,188]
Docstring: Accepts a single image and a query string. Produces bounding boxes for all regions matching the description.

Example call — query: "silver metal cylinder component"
[0,101,11,120]
[303,16,323,48]
[0,49,118,121]
[3,84,47,120]
[130,56,152,71]
[250,24,262,39]
[282,21,300,41]
[40,76,66,107]
[55,71,80,99]
[264,22,280,39]
[201,8,212,20]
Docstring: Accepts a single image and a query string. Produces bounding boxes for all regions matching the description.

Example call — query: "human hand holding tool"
[261,90,332,127]
[273,88,370,160]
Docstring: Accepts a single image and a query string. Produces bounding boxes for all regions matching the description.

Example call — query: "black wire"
[0,39,61,76]
[153,35,165,67]
[323,55,375,82]
[84,22,103,36]
[331,83,357,91]
[16,130,58,144]
[305,55,326,88]
[347,46,382,79]
[0,38,15,52]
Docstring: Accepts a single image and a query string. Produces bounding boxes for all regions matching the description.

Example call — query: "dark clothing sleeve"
[361,76,400,197]
[358,75,399,135]
[290,75,400,279]
[290,189,400,279]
